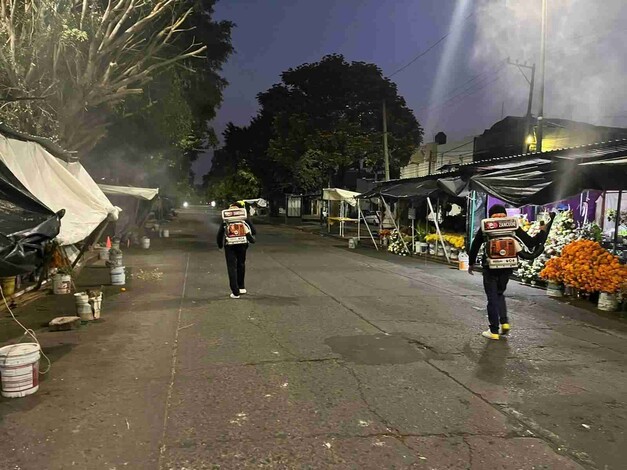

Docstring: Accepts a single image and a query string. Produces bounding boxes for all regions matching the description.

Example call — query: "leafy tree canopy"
[205,54,422,197]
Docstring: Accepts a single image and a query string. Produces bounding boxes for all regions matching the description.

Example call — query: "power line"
[388,12,475,78]
[416,62,508,114]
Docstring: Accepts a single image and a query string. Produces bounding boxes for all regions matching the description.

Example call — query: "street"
[1,206,626,470]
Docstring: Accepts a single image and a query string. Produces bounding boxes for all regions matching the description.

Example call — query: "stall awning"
[0,134,117,245]
[470,139,627,206]
[0,160,61,276]
[99,185,159,201]
[322,188,360,206]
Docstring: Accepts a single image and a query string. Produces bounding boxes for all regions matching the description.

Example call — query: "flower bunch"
[540,240,627,293]
[424,233,438,244]
[517,211,576,283]
[388,229,410,256]
[443,234,465,250]
[379,229,391,240]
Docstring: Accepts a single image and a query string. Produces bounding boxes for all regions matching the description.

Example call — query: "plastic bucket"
[0,343,41,398]
[90,292,103,319]
[0,277,16,296]
[598,292,618,312]
[162,229,170,238]
[75,293,93,321]
[99,247,110,261]
[458,253,469,271]
[53,274,71,295]
[110,267,126,286]
[141,237,150,249]
[109,252,123,267]
[547,282,563,298]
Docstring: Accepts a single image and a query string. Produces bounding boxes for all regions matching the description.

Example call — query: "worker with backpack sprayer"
[217,202,256,299]
[468,204,556,339]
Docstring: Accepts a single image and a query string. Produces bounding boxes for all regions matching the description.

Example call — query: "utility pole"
[507,58,536,153]
[537,0,548,152]
[382,100,390,181]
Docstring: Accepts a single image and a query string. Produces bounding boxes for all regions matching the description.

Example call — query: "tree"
[81,0,233,197]
[0,0,212,154]
[205,54,423,199]
[206,167,261,205]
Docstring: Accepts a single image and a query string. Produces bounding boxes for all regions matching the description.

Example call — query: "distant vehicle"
[362,210,380,225]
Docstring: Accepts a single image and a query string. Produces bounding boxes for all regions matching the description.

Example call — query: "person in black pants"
[467,204,550,340]
[216,203,256,298]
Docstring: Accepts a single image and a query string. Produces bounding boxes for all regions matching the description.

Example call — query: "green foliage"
[206,167,261,206]
[84,0,233,192]
[205,54,422,197]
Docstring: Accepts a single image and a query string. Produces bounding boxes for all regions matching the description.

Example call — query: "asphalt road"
[1,206,626,469]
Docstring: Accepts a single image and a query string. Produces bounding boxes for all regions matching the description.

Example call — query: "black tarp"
[0,160,61,276]
[470,140,627,206]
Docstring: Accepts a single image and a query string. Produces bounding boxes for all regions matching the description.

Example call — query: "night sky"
[192,0,627,181]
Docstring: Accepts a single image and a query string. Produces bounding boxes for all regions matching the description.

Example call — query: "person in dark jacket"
[217,202,256,298]
[467,204,550,339]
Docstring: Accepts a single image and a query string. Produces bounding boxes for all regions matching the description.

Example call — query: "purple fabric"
[540,190,602,225]
[487,191,602,225]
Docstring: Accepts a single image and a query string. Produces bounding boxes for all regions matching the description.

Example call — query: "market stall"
[98,185,159,240]
[322,188,361,238]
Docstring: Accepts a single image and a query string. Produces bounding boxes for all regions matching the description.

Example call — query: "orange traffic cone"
[106,236,112,249]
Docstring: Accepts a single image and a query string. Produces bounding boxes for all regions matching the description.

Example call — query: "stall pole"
[359,206,379,250]
[427,197,450,263]
[411,219,415,253]
[613,190,623,254]
[382,197,411,255]
[357,199,361,240]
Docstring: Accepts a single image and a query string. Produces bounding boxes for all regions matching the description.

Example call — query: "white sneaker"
[239,289,247,294]
[230,293,240,299]
[481,330,500,340]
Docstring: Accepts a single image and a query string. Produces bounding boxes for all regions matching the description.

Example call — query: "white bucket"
[0,343,41,398]
[162,229,170,238]
[458,252,469,271]
[598,292,618,312]
[110,266,126,286]
[75,293,93,321]
[141,237,150,249]
[99,247,110,261]
[52,274,71,295]
[90,293,103,319]
[547,282,563,298]
[109,252,123,267]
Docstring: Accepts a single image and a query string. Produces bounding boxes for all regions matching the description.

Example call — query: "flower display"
[540,240,627,293]
[388,229,410,256]
[443,234,465,250]
[424,233,465,249]
[517,210,576,283]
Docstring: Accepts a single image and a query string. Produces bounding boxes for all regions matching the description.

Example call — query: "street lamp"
[537,0,548,152]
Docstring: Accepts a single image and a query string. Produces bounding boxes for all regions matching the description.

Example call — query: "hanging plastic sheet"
[0,160,61,276]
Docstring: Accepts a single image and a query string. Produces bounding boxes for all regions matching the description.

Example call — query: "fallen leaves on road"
[130,268,164,281]
[229,412,248,426]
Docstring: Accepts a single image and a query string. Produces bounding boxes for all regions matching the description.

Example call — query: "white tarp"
[99,184,159,201]
[240,198,268,208]
[322,188,360,207]
[0,135,118,245]
[63,162,120,221]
